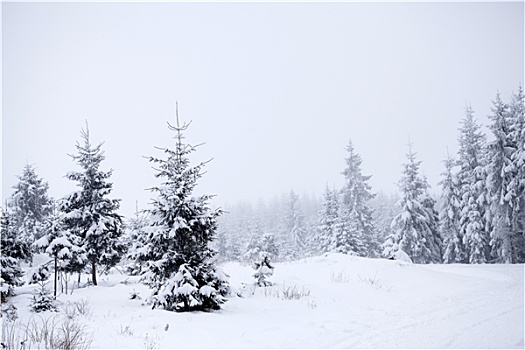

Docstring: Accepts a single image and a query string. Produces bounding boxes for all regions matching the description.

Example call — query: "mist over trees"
[216,86,524,265]
[1,86,524,308]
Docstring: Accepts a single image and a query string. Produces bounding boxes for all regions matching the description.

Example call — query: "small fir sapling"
[29,264,58,312]
[253,255,274,287]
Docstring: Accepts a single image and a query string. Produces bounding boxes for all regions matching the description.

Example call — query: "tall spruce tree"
[9,164,53,259]
[289,190,308,256]
[439,153,465,263]
[335,141,376,256]
[138,110,229,312]
[457,106,490,263]
[369,192,399,250]
[60,124,125,285]
[383,143,442,263]
[486,93,517,262]
[316,185,340,254]
[507,86,525,262]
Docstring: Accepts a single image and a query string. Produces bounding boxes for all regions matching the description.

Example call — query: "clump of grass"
[261,284,311,300]
[63,299,92,319]
[2,314,93,350]
[358,272,394,292]
[330,269,351,283]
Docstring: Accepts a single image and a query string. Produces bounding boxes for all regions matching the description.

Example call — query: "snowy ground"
[4,253,524,349]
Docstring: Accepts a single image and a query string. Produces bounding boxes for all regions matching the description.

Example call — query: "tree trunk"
[92,262,97,286]
[54,256,58,298]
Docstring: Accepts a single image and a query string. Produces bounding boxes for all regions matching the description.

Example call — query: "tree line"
[215,86,524,265]
[1,86,523,311]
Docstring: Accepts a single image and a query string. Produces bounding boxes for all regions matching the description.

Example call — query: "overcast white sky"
[2,2,524,217]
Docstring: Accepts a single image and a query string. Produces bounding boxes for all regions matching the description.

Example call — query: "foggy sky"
[3,2,524,218]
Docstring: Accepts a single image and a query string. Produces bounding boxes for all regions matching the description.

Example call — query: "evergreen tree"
[457,106,490,263]
[1,208,28,302]
[260,233,279,261]
[138,111,229,312]
[28,265,58,313]
[485,93,517,262]
[334,141,376,256]
[369,192,399,249]
[290,191,308,255]
[383,143,442,263]
[214,229,229,263]
[253,256,274,287]
[9,164,53,243]
[316,186,339,254]
[60,124,125,285]
[124,208,150,275]
[421,191,443,263]
[244,221,264,263]
[34,208,84,296]
[282,190,307,260]
[439,154,465,263]
[507,86,525,262]
[225,234,242,263]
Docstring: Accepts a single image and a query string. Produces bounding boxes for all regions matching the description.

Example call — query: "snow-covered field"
[4,253,524,349]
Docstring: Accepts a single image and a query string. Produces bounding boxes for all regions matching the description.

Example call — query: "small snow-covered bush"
[129,289,141,300]
[30,283,58,313]
[28,264,58,313]
[253,255,274,287]
[148,263,229,312]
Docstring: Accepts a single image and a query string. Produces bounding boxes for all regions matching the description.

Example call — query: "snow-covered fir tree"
[1,207,28,302]
[214,229,229,264]
[28,264,58,313]
[439,153,465,263]
[485,93,517,263]
[34,208,84,297]
[138,111,229,312]
[124,207,150,275]
[421,190,443,262]
[244,221,264,263]
[290,190,308,255]
[60,124,125,285]
[334,141,377,256]
[9,164,53,243]
[253,255,274,287]
[282,190,307,260]
[316,185,339,254]
[505,86,525,262]
[369,192,400,250]
[260,233,279,261]
[456,106,490,263]
[383,143,442,263]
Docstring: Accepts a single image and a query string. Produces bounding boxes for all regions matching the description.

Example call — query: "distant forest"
[213,85,525,265]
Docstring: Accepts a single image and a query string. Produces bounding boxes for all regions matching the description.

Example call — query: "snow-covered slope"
[6,253,524,349]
